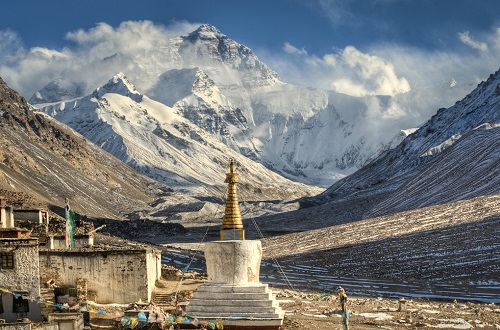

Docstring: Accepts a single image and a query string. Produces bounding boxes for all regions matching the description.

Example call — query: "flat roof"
[39,246,160,254]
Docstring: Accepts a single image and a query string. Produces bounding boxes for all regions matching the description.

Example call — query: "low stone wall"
[0,323,31,330]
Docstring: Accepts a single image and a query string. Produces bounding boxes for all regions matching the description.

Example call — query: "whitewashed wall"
[49,235,94,250]
[0,208,14,228]
[39,248,161,304]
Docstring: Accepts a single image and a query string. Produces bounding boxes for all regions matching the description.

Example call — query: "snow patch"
[421,134,462,157]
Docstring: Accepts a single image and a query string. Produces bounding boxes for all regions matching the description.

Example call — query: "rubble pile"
[0,189,46,209]
[15,217,93,236]
[160,265,206,281]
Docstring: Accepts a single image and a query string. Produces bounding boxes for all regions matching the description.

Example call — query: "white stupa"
[186,160,284,329]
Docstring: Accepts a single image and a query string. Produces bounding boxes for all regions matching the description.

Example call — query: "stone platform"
[187,284,283,329]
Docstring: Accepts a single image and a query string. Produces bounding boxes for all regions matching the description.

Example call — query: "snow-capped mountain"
[179,24,280,89]
[29,24,479,187]
[29,78,86,104]
[315,69,500,216]
[36,73,321,199]
[148,68,255,156]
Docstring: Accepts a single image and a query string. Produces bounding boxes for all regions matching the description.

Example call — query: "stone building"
[0,232,42,323]
[39,247,161,304]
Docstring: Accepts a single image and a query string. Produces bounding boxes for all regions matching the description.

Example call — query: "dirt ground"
[277,290,500,330]
[142,271,499,330]
[90,233,500,330]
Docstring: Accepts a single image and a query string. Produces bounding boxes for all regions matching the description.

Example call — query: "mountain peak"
[95,73,142,102]
[29,78,85,105]
[189,24,225,40]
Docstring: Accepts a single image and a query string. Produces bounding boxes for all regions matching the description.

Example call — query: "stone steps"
[187,304,278,314]
[39,288,57,319]
[152,292,173,306]
[196,284,270,293]
[191,291,274,301]
[186,312,284,319]
[186,284,284,323]
[189,298,278,307]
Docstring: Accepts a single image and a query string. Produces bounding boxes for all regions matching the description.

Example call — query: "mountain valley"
[0,23,499,307]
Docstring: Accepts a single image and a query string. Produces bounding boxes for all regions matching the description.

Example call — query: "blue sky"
[2,0,499,54]
[1,0,499,97]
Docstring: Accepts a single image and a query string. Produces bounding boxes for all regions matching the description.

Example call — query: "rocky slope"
[0,76,186,220]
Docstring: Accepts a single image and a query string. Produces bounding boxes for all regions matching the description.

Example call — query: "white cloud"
[0,29,25,62]
[283,42,308,56]
[0,20,200,98]
[277,44,411,97]
[458,31,488,52]
[330,46,411,96]
[265,26,500,95]
[373,28,500,88]
[316,0,355,26]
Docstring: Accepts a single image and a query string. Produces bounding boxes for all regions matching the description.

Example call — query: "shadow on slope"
[263,216,499,303]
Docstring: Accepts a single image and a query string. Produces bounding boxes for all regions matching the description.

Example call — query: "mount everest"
[35,72,321,201]
[31,24,483,190]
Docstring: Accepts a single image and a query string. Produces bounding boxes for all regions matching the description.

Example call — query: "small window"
[1,253,14,269]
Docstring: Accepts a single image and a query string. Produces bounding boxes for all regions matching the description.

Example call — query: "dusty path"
[151,274,500,330]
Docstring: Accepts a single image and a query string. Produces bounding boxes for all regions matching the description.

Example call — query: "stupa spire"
[220,159,245,240]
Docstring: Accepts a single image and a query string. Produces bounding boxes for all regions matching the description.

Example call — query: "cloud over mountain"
[0,21,201,98]
[1,21,499,187]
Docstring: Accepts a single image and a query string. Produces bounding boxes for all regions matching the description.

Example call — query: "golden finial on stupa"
[220,159,245,240]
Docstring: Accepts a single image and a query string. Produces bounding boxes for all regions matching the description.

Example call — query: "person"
[175,300,184,316]
[337,286,349,329]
